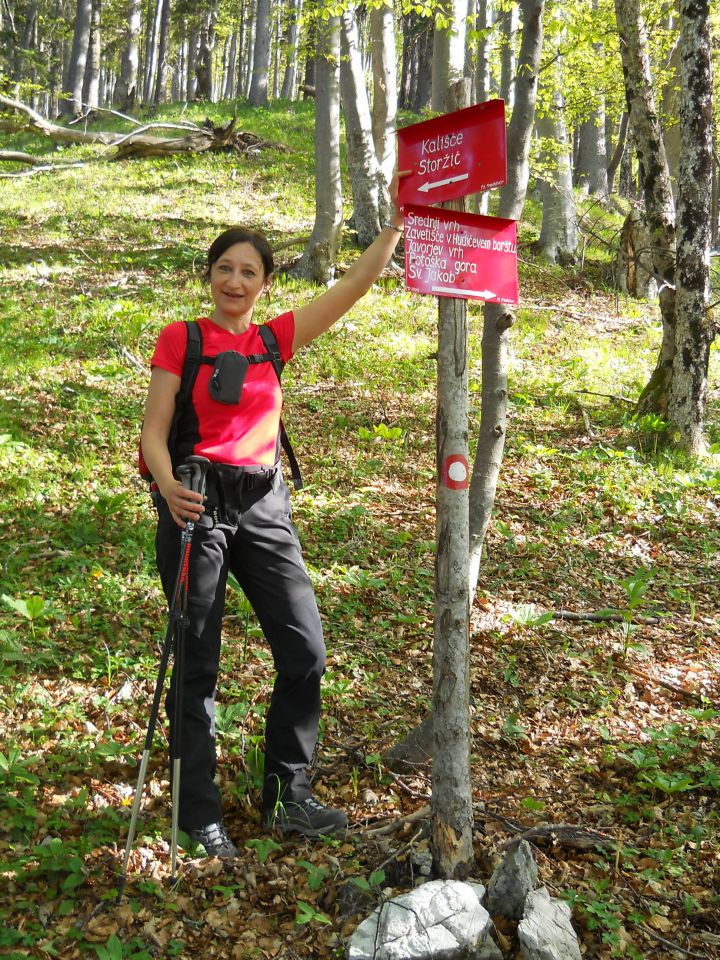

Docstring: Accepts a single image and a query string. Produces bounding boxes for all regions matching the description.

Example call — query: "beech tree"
[62,0,92,115]
[339,7,383,246]
[292,6,342,283]
[667,0,714,454]
[613,0,677,417]
[469,0,545,593]
[431,0,467,113]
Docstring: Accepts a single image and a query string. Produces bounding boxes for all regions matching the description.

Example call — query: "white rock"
[519,887,582,960]
[347,879,498,960]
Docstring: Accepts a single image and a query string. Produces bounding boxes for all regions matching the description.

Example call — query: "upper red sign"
[404,204,518,304]
[397,100,506,208]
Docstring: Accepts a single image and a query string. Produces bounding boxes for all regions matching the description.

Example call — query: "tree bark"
[667,0,714,454]
[63,0,92,115]
[476,0,493,103]
[196,0,219,101]
[431,0,467,113]
[153,0,172,104]
[369,1,396,189]
[291,7,342,283]
[498,1,518,112]
[248,0,271,106]
[280,0,302,99]
[613,0,677,417]
[606,111,629,193]
[432,75,474,884]
[82,0,101,109]
[535,49,576,264]
[143,0,162,103]
[339,7,383,247]
[116,0,142,109]
[468,0,544,594]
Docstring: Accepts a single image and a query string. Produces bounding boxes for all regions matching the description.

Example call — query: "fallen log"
[0,95,282,160]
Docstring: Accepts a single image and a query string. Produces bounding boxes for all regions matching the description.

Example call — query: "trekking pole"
[169,455,209,881]
[117,456,210,900]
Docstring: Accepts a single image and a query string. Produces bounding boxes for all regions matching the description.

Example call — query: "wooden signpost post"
[397,86,517,878]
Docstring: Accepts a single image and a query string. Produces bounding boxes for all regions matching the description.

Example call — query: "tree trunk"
[153,0,172,104]
[292,8,342,283]
[613,0,676,417]
[223,29,238,99]
[576,113,608,196]
[535,52,576,264]
[82,0,101,109]
[667,0,714,454]
[196,1,219,101]
[432,76,475,884]
[339,7,383,247]
[476,0,493,103]
[431,0,467,113]
[498,1,518,112]
[63,0,92,115]
[116,0,142,109]
[143,0,162,103]
[248,0,271,106]
[606,111,629,193]
[413,18,434,111]
[186,25,200,100]
[369,1,396,189]
[661,30,682,196]
[468,0,544,594]
[280,0,302,99]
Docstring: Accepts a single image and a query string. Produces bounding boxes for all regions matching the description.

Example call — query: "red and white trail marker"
[404,204,518,305]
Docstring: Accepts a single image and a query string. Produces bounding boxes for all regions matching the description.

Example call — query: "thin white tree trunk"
[476,0,493,103]
[292,7,342,283]
[143,0,162,102]
[536,45,576,263]
[82,0,101,109]
[64,0,92,115]
[370,1,396,189]
[613,0,677,416]
[116,0,141,108]
[431,0,467,113]
[248,0,271,106]
[667,0,713,454]
[468,0,544,595]
[498,1,518,112]
[339,7,383,246]
[280,0,302,99]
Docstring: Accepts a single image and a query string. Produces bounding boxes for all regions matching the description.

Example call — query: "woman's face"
[209,242,270,324]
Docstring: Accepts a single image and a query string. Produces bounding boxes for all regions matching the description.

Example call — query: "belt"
[211,463,278,495]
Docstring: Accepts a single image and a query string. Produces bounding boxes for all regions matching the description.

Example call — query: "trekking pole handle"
[177,455,210,498]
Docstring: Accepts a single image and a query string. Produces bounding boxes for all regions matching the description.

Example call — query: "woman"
[141,186,404,859]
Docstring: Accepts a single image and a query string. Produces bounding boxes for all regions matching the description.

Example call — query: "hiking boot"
[264,797,349,837]
[187,821,239,860]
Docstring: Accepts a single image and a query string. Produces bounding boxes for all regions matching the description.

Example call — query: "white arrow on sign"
[432,285,497,299]
[418,172,469,193]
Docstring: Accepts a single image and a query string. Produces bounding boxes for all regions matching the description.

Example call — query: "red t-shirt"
[151,312,295,468]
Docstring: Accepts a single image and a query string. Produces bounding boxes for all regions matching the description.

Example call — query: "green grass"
[1,99,719,960]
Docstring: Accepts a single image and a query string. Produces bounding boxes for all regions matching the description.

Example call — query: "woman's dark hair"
[204,227,275,280]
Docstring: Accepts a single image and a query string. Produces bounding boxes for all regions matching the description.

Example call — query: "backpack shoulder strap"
[257,323,303,490]
[178,321,203,405]
[257,323,285,377]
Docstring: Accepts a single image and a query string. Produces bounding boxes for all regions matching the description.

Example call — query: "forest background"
[1,0,720,958]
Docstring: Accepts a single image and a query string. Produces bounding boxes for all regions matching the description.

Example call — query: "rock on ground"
[347,879,501,960]
[487,840,538,920]
[518,887,583,960]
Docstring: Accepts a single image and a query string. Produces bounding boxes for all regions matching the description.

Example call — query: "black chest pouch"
[208,351,249,404]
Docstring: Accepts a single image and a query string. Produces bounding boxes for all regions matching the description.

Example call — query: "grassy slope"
[0,100,719,960]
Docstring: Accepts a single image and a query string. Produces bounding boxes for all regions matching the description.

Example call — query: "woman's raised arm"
[292,179,403,352]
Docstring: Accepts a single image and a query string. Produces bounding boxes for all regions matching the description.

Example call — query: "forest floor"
[0,100,719,960]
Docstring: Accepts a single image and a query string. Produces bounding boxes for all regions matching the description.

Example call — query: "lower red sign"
[404,204,518,304]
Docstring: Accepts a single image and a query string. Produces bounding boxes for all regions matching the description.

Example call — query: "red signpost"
[404,204,518,304]
[397,99,517,306]
[397,99,507,208]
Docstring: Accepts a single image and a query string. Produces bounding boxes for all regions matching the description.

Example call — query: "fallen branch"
[625,665,713,705]
[552,609,662,624]
[0,95,282,161]
[576,388,636,406]
[498,822,615,852]
[0,149,42,165]
[364,804,431,837]
[639,925,707,959]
